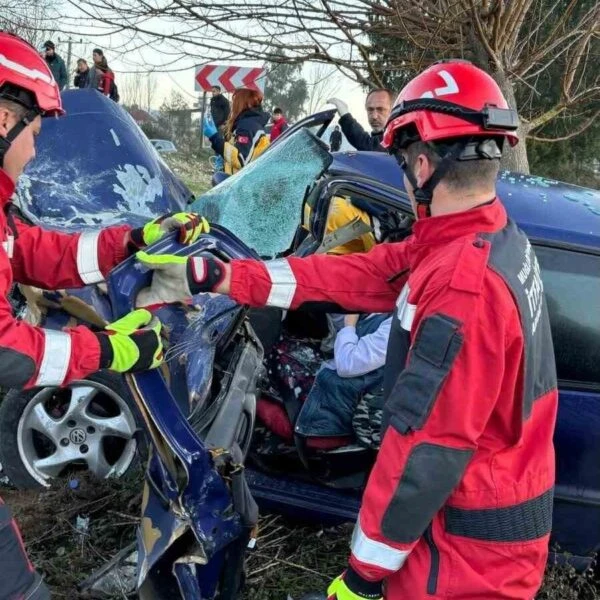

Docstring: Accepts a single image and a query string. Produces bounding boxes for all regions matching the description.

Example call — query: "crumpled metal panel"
[106,229,260,596]
[13,90,192,231]
[192,128,332,257]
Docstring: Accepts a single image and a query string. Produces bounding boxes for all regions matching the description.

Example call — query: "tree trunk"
[493,69,530,174]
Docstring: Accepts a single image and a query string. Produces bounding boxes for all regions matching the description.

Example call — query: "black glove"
[375,211,413,243]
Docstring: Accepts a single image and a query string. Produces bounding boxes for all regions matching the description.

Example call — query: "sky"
[50,20,371,128]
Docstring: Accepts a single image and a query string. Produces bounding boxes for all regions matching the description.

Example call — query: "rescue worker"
[140,60,557,599]
[0,32,207,599]
[203,87,269,175]
[328,90,394,152]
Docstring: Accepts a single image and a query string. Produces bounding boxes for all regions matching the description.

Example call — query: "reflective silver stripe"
[77,231,104,284]
[396,284,416,331]
[401,303,416,331]
[265,259,297,309]
[350,521,410,571]
[35,330,72,386]
[0,53,54,84]
[2,235,14,258]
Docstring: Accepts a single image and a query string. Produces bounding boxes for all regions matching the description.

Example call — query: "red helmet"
[382,60,518,150]
[0,31,64,116]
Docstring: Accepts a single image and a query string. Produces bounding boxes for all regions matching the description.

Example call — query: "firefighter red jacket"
[228,199,558,599]
[0,168,131,389]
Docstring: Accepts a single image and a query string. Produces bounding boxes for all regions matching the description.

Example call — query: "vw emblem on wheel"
[70,428,87,445]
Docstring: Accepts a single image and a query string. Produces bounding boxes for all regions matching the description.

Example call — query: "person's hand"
[344,314,360,328]
[129,213,209,250]
[96,309,163,373]
[135,251,228,307]
[327,569,383,600]
[374,211,413,243]
[203,115,218,138]
[327,98,349,117]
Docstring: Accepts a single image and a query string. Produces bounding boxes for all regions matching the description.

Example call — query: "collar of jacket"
[411,198,507,246]
[0,169,15,208]
[233,108,269,128]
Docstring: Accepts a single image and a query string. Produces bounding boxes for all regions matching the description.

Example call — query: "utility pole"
[58,38,84,89]
[200,92,207,149]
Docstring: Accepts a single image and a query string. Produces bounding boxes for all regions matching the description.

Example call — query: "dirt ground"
[3,475,597,599]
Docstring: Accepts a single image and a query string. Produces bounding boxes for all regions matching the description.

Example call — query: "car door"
[533,243,600,565]
[269,108,337,148]
[304,169,412,254]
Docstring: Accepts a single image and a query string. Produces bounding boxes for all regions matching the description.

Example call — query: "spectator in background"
[88,50,119,102]
[210,85,230,130]
[41,40,67,90]
[86,48,104,91]
[95,55,115,98]
[269,107,289,142]
[73,59,90,89]
[327,89,394,152]
[329,125,342,151]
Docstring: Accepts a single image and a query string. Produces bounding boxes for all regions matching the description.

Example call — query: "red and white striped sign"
[195,64,266,93]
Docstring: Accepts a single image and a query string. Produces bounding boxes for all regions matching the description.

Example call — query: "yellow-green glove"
[135,251,226,307]
[129,213,209,250]
[327,569,383,600]
[96,309,164,372]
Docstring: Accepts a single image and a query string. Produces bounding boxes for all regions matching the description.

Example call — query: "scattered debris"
[3,471,142,598]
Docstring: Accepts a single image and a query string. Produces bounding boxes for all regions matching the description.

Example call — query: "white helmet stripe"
[0,52,54,85]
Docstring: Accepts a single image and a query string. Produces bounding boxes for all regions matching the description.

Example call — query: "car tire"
[0,372,146,490]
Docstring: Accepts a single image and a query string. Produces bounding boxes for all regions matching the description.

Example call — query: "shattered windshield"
[191,129,332,257]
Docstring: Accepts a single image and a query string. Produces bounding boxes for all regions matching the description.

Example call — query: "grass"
[162,150,213,199]
[4,475,598,599]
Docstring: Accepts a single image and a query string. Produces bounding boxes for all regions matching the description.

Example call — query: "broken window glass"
[191,129,332,257]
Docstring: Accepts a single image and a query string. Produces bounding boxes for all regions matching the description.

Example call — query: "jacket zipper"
[424,523,440,595]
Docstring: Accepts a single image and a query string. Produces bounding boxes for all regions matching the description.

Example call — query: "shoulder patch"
[449,237,491,294]
[237,134,250,144]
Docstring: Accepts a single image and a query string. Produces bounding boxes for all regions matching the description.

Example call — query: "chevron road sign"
[195,64,266,93]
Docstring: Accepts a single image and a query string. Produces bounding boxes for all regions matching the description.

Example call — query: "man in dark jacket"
[329,125,343,151]
[210,85,230,129]
[328,89,394,152]
[42,41,67,90]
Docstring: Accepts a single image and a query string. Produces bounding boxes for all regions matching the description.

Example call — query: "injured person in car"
[256,311,392,451]
[295,312,392,446]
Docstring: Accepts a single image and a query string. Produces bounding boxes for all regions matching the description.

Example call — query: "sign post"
[195,64,266,93]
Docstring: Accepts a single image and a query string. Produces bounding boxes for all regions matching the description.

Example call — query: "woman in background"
[203,88,269,175]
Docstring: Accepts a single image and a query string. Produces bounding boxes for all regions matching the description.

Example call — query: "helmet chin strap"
[395,141,468,219]
[0,108,40,169]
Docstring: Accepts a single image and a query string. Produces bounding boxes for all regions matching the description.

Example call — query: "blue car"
[2,99,598,597]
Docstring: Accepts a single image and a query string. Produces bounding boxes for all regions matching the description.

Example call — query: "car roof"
[329,151,600,250]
